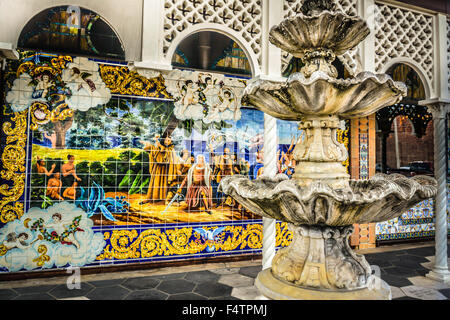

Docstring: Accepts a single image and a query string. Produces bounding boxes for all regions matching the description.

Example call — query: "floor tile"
[390,286,406,299]
[122,277,160,290]
[124,289,168,300]
[48,282,94,299]
[380,274,413,287]
[88,278,125,287]
[438,288,450,299]
[58,296,90,300]
[0,289,18,300]
[400,285,447,300]
[407,276,450,290]
[193,282,233,298]
[210,267,240,275]
[184,270,220,283]
[231,286,260,300]
[12,284,58,294]
[238,266,262,278]
[167,292,208,300]
[157,279,196,294]
[218,274,255,288]
[13,293,55,300]
[85,285,131,300]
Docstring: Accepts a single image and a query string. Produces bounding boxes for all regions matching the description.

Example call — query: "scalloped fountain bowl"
[243,71,407,120]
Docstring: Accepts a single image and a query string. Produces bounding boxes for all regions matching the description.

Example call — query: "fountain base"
[255,268,391,300]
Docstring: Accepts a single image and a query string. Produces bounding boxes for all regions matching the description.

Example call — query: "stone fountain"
[219,0,437,300]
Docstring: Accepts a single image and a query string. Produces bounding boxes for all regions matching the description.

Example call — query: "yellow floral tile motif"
[0,110,27,223]
[99,65,171,99]
[32,244,50,267]
[276,222,293,247]
[96,222,293,261]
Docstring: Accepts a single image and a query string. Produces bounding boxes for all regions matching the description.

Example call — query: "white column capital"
[419,99,450,119]
[0,42,19,60]
[132,0,172,76]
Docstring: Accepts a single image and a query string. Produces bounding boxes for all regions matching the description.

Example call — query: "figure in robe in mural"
[46,172,64,201]
[214,147,236,206]
[177,155,213,214]
[165,149,195,205]
[140,135,178,204]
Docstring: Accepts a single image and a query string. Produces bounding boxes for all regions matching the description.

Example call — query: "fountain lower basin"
[219,173,436,299]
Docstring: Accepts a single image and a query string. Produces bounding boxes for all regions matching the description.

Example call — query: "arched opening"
[18,5,125,60]
[375,63,433,175]
[171,31,252,77]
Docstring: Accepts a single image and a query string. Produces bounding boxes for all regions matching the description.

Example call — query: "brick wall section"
[349,115,377,249]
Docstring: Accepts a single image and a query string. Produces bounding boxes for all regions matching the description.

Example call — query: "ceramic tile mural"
[0,50,309,273]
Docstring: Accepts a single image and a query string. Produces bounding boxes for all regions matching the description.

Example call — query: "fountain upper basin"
[242,71,407,121]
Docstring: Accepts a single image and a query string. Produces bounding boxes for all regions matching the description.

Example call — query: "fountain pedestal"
[255,224,391,300]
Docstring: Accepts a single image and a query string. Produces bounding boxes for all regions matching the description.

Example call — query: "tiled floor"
[0,242,449,300]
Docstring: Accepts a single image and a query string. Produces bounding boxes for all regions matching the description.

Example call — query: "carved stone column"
[421,101,450,283]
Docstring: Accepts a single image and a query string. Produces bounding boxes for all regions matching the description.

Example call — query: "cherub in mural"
[44,213,84,249]
[46,172,64,201]
[66,66,97,94]
[139,134,179,204]
[177,154,213,214]
[177,80,200,115]
[31,72,55,99]
[217,87,239,120]
[1,232,32,252]
[198,74,219,107]
[36,156,56,176]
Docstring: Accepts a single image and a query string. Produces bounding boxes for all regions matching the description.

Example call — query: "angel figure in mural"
[217,87,240,120]
[36,156,56,176]
[139,134,179,204]
[31,72,55,99]
[44,213,84,249]
[176,154,213,214]
[0,232,38,255]
[66,66,98,95]
[177,80,200,115]
[46,172,65,201]
[198,73,220,107]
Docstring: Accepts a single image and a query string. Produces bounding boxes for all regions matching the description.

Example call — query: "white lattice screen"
[282,0,359,75]
[374,3,434,90]
[163,0,262,64]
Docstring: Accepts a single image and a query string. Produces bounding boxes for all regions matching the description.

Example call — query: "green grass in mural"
[32,145,144,164]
